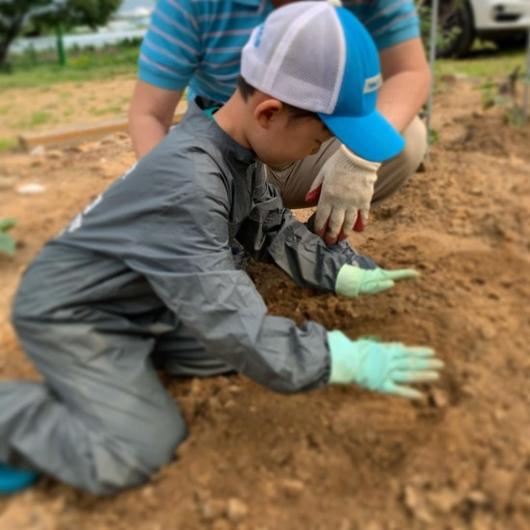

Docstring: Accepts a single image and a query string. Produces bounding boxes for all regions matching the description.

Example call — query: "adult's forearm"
[377,38,431,132]
[129,114,169,159]
[128,81,183,160]
[377,70,431,132]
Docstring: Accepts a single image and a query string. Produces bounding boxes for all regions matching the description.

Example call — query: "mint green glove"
[327,330,444,399]
[335,264,419,297]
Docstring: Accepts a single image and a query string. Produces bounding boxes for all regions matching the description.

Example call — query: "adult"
[128,0,430,244]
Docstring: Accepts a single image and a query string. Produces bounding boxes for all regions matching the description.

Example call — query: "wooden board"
[18,103,188,150]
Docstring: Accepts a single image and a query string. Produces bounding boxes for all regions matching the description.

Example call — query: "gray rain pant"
[0,246,231,495]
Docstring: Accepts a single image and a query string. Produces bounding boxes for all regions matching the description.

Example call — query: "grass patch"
[89,104,125,116]
[13,110,55,131]
[0,62,135,90]
[435,48,527,79]
[2,38,526,90]
[0,138,17,152]
[0,42,139,90]
[28,110,53,127]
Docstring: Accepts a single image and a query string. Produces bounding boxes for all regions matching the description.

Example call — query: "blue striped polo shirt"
[138,0,420,103]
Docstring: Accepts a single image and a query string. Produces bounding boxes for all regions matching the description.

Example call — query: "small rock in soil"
[46,150,63,160]
[279,478,304,497]
[30,145,46,156]
[467,490,489,507]
[101,135,118,145]
[199,498,225,521]
[430,388,450,408]
[403,485,434,524]
[226,497,248,522]
[427,487,461,513]
[17,182,46,194]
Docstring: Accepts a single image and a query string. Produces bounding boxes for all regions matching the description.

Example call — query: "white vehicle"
[436,0,530,57]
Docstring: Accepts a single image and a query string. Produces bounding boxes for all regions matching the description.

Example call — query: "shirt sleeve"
[345,0,420,50]
[236,179,350,292]
[125,187,331,394]
[138,0,201,90]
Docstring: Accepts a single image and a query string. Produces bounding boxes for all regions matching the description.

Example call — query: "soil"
[0,78,529,530]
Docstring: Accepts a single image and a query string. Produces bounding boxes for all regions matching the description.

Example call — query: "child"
[0,2,443,495]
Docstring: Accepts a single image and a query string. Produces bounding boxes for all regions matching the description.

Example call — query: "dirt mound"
[0,79,529,530]
[443,112,530,161]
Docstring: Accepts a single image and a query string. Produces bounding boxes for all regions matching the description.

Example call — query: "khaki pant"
[263,116,427,209]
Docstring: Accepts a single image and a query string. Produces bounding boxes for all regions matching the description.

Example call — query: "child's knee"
[90,407,188,495]
[140,409,188,470]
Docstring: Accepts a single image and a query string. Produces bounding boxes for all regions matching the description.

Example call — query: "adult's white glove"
[305,145,380,245]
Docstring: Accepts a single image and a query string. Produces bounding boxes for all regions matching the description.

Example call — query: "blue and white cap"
[241,1,405,162]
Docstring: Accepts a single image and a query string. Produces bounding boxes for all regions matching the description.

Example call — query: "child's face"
[249,99,333,167]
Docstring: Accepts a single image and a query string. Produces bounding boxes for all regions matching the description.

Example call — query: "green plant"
[479,66,527,126]
[428,128,439,145]
[0,218,17,256]
[503,105,527,127]
[479,80,497,109]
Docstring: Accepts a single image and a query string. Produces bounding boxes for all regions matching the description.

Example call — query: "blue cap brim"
[318,110,405,162]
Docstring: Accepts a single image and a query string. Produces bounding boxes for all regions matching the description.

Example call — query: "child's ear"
[254,99,284,129]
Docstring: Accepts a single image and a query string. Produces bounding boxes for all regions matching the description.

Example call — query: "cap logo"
[363,74,382,94]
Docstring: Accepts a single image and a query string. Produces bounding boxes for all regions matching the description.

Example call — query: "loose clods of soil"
[0,78,529,530]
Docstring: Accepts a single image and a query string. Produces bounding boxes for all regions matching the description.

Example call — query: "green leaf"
[0,232,16,256]
[0,218,17,233]
[428,128,439,145]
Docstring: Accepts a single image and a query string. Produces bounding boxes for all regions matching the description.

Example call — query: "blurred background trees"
[0,0,122,67]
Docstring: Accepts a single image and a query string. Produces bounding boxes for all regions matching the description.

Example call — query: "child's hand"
[335,264,418,297]
[327,331,444,399]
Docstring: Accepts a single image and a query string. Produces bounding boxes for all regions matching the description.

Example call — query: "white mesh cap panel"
[241,2,345,114]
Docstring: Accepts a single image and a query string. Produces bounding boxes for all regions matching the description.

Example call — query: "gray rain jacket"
[51,98,355,393]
